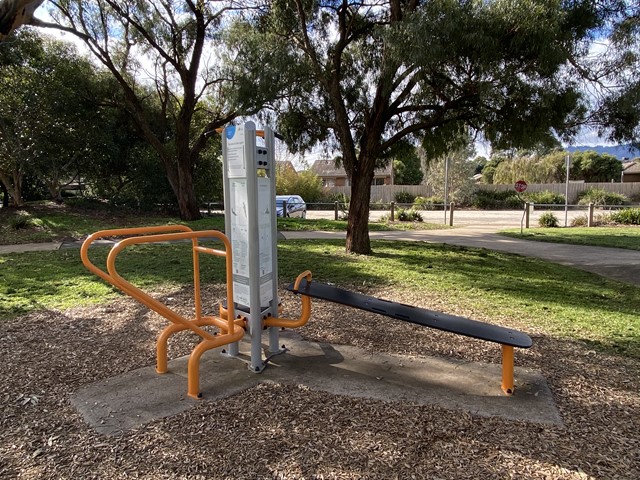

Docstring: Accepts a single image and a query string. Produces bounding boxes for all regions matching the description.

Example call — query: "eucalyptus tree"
[384,140,423,185]
[48,0,259,219]
[583,3,639,148]
[0,30,102,205]
[227,0,604,254]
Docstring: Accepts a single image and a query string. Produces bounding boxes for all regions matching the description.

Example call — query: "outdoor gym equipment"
[80,225,312,399]
[287,278,532,395]
[81,121,532,399]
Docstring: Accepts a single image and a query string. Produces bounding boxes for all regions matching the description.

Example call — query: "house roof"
[623,160,640,174]
[310,159,392,177]
[311,159,344,176]
[276,160,297,173]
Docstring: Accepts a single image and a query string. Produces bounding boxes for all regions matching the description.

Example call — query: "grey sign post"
[221,121,280,373]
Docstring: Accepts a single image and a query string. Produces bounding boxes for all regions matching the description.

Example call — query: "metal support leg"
[249,312,264,373]
[268,326,280,354]
[501,345,515,395]
[227,341,239,356]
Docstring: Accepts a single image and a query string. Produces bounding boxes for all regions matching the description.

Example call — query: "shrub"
[609,208,640,225]
[413,196,443,210]
[577,188,629,206]
[9,212,34,230]
[394,190,415,204]
[370,199,387,211]
[321,192,349,212]
[472,189,523,209]
[538,212,560,228]
[524,191,565,205]
[396,208,423,222]
[570,214,588,227]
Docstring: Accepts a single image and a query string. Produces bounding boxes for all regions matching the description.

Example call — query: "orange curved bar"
[80,225,194,285]
[156,316,221,374]
[264,271,313,329]
[105,230,236,340]
[187,323,245,399]
[81,226,244,399]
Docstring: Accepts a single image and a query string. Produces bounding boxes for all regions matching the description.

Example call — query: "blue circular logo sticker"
[225,126,236,140]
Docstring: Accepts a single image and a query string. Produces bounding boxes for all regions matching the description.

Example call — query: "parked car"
[276,195,306,218]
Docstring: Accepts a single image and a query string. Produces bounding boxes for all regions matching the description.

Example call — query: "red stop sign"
[514,180,528,193]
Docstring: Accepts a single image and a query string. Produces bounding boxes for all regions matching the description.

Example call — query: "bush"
[413,196,443,210]
[538,212,560,228]
[9,211,35,230]
[524,191,565,205]
[609,208,640,225]
[277,169,324,204]
[370,199,387,211]
[396,208,423,222]
[471,189,523,209]
[570,214,588,227]
[577,188,629,206]
[394,190,415,204]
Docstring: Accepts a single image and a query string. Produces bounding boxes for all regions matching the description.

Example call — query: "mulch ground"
[1,284,638,479]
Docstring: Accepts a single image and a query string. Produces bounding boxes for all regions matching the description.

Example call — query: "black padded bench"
[287,278,533,394]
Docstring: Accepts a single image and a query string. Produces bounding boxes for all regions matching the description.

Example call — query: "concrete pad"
[71,332,561,436]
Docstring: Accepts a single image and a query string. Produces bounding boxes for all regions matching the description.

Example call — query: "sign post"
[515,180,528,234]
[221,121,279,372]
[565,155,571,227]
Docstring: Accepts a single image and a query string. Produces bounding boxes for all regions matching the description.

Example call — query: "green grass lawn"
[500,226,640,250]
[1,239,638,359]
[0,203,443,244]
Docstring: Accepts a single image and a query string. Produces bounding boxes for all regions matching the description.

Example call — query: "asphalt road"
[307,207,588,228]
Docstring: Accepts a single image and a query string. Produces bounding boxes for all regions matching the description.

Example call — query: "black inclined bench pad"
[287,279,532,349]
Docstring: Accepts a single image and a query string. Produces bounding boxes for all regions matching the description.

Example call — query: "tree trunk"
[346,170,374,254]
[0,179,8,208]
[175,155,201,221]
[0,169,24,207]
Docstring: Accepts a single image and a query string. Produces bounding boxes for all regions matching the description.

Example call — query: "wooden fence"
[326,185,434,203]
[481,182,640,203]
[326,182,640,203]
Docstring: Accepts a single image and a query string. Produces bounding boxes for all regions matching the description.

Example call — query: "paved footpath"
[282,226,640,287]
[1,225,639,287]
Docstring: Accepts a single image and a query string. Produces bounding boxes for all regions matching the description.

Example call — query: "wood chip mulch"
[1,284,638,479]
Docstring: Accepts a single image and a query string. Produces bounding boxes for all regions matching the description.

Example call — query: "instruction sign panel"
[229,179,250,306]
[225,124,247,178]
[258,177,273,306]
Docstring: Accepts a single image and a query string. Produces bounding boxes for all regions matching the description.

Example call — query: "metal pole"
[443,156,449,224]
[565,154,571,227]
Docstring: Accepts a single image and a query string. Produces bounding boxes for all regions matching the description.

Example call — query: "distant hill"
[566,144,639,160]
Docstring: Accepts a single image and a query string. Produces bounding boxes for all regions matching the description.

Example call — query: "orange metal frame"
[501,345,515,395]
[81,225,312,399]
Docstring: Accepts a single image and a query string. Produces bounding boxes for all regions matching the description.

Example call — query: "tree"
[571,150,623,182]
[0,30,108,205]
[422,144,476,206]
[48,1,257,220]
[384,140,423,185]
[585,3,640,147]
[490,149,623,184]
[0,29,40,206]
[228,0,603,254]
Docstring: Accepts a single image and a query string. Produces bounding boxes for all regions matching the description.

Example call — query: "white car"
[276,195,306,218]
